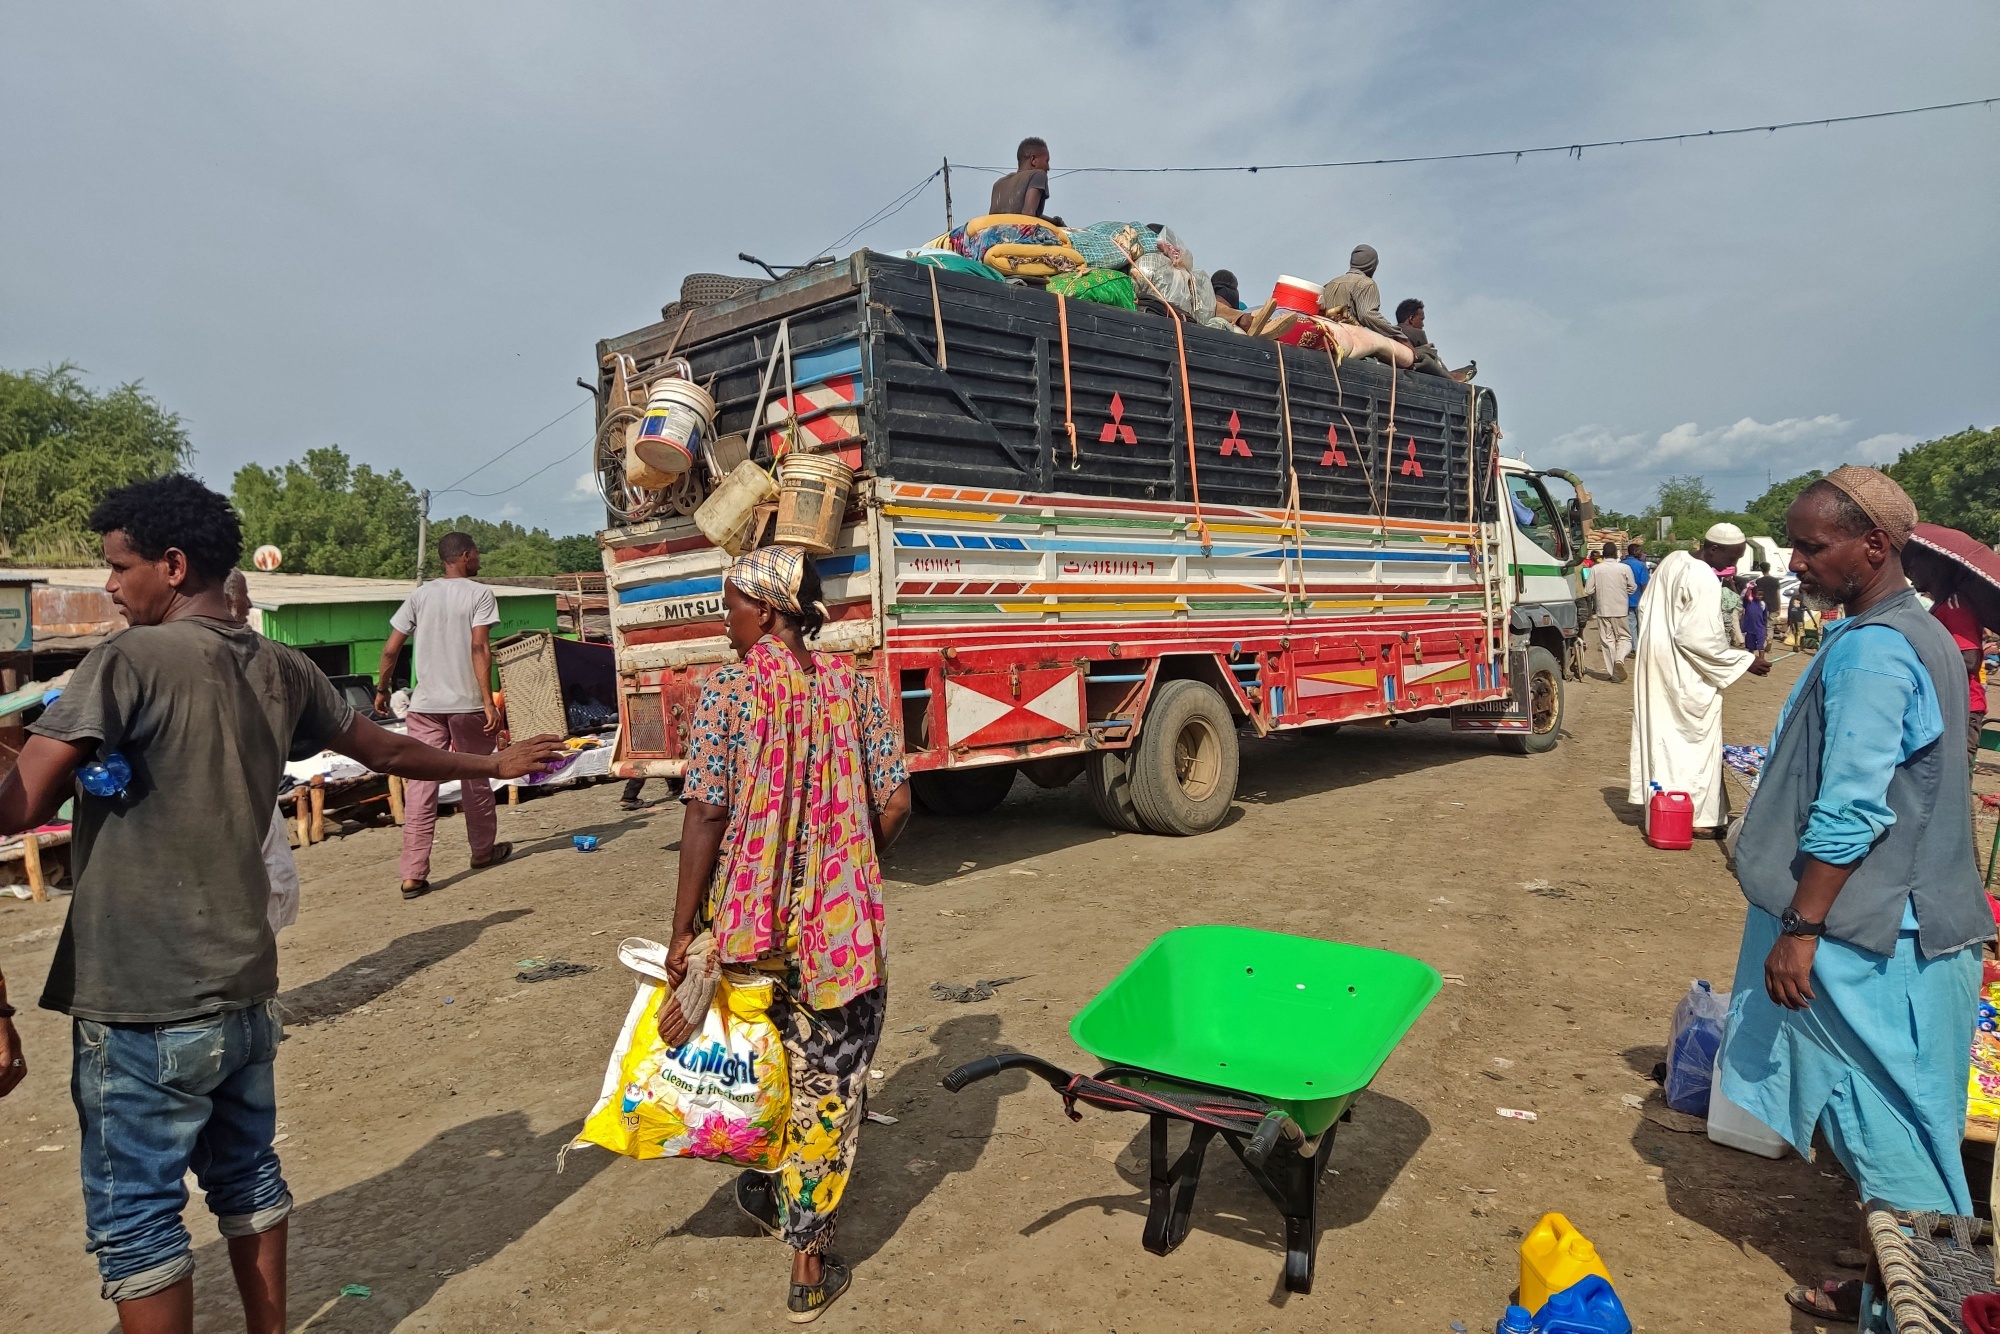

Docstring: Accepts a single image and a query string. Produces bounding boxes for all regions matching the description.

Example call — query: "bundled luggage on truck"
[591,250,1594,835]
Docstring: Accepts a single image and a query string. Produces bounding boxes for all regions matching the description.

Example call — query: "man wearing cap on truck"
[1719,468,1988,1323]
[1627,521,1771,839]
[1319,245,1402,340]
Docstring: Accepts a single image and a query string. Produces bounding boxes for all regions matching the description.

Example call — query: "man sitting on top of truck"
[1394,299,1475,383]
[990,137,1060,224]
[1320,244,1403,340]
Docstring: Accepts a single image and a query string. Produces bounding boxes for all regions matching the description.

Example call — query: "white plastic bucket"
[694,460,779,556]
[633,378,715,476]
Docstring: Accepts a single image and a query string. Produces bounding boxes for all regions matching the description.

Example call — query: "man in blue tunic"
[1718,466,1989,1323]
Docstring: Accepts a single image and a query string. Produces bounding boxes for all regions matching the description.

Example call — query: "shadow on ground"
[277,909,532,1024]
[668,1013,1015,1269]
[1016,1086,1430,1305]
[183,1113,608,1333]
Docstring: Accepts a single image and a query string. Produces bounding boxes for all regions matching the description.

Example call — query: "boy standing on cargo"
[374,532,510,898]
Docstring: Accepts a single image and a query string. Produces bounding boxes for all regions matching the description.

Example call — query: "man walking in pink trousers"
[374,532,513,898]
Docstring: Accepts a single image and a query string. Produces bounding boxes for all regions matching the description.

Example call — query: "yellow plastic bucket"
[694,460,779,556]
[633,377,715,476]
[774,453,854,555]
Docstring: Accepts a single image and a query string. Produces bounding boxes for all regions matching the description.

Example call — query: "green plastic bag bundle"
[1047,268,1136,310]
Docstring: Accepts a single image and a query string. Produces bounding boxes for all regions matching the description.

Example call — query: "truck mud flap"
[1449,648,1531,733]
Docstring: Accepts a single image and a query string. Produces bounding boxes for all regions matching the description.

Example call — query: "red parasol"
[1908,522,2000,634]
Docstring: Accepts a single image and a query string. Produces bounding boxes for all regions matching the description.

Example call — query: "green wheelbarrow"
[944,925,1440,1293]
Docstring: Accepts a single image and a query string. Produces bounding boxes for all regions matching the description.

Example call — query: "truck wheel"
[1500,646,1564,755]
[1084,750,1148,833]
[1129,680,1241,836]
[910,765,1017,816]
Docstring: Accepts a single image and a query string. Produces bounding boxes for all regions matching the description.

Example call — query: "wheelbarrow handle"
[942,1051,1077,1094]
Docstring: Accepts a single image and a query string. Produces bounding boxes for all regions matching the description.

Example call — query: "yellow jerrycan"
[1519,1212,1612,1311]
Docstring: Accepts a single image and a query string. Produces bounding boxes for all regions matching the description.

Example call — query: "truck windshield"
[1505,475,1562,558]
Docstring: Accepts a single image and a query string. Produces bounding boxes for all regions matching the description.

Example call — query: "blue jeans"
[1626,608,1640,644]
[71,1001,292,1302]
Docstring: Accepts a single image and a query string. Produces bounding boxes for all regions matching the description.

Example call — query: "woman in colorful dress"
[658,544,911,1323]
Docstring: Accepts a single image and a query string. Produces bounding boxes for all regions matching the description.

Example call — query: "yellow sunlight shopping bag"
[570,937,788,1168]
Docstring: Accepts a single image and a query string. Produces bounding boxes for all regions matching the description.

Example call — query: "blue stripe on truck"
[617,552,870,605]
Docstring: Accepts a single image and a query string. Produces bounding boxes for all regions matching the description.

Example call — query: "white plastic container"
[1706,1048,1791,1159]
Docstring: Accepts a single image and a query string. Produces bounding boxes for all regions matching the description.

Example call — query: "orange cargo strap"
[1056,293,1079,470]
[927,266,949,371]
[1325,348,1380,522]
[1125,259,1211,550]
[1380,363,1398,530]
[1275,349,1304,619]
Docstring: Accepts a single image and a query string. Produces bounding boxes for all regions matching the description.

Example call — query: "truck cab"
[1490,457,1593,752]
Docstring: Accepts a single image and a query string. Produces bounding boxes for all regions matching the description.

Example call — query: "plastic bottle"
[1519,1213,1613,1313]
[1494,1305,1534,1334]
[77,751,132,798]
[1533,1274,1632,1334]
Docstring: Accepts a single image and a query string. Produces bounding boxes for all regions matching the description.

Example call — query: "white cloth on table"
[1628,550,1754,828]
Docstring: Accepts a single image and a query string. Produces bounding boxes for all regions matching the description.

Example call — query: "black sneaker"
[787,1256,850,1324]
[736,1171,780,1237]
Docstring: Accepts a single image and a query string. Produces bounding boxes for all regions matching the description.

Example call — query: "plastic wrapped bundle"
[1067,221,1156,270]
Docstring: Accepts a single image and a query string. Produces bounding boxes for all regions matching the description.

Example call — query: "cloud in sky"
[2,2,1996,537]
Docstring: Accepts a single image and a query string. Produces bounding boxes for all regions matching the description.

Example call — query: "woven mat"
[1868,1207,1998,1332]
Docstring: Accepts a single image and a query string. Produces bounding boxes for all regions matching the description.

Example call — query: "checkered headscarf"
[727,544,826,620]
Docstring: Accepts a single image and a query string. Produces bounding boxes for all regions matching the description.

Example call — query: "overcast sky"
[4,2,1995,533]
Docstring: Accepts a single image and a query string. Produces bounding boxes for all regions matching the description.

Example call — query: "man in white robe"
[1628,522,1771,833]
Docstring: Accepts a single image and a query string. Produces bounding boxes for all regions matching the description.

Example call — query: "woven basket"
[492,631,567,740]
[1867,1206,1997,1332]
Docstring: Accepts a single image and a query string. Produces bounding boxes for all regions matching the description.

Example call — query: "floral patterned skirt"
[767,982,886,1254]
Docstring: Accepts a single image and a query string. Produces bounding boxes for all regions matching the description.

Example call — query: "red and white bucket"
[1271,275,1321,345]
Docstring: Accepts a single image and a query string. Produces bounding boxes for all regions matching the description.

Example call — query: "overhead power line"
[431,397,590,499]
[947,95,1997,177]
[816,167,943,258]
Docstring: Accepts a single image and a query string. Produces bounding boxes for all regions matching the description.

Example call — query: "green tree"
[423,516,600,577]
[1744,469,1826,537]
[1887,427,2000,545]
[1642,475,1717,541]
[232,446,422,578]
[552,533,601,572]
[0,363,191,562]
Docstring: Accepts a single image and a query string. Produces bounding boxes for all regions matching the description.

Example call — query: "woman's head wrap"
[1821,465,1918,549]
[727,544,827,619]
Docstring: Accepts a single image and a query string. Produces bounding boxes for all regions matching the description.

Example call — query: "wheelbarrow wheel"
[1130,680,1240,836]
[1085,750,1148,833]
[910,764,1017,816]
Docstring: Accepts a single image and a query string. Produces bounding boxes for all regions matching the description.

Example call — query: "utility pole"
[942,157,953,234]
[415,488,430,584]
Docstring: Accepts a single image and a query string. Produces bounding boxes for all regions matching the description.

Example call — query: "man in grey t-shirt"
[0,475,560,1328]
[988,136,1056,222]
[375,532,507,898]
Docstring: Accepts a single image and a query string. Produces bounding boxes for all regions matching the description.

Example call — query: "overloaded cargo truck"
[591,251,1594,835]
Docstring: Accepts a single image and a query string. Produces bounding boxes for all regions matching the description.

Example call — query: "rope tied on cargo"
[1056,293,1079,470]
[926,265,949,371]
[1380,364,1398,534]
[1275,349,1304,622]
[1324,348,1381,525]
[1125,257,1212,551]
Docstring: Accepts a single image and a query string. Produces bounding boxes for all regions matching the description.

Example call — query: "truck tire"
[1129,680,1241,836]
[1084,750,1148,833]
[1500,646,1565,755]
[910,765,1017,816]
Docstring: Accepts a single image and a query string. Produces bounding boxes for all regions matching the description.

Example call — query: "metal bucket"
[773,453,854,555]
[694,460,779,556]
[633,377,715,476]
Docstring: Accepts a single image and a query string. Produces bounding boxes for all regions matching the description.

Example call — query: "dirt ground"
[5,648,1995,1333]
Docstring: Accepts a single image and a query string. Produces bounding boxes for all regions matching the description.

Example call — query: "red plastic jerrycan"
[1646,789,1694,850]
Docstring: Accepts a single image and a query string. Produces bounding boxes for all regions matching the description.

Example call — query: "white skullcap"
[1704,521,1747,545]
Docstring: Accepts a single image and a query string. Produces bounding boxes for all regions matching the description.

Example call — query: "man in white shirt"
[1589,542,1637,682]
[374,533,510,898]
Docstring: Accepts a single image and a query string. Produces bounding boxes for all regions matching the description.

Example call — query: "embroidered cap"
[1821,465,1918,549]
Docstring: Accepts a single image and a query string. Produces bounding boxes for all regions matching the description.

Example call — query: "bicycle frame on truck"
[595,251,1589,833]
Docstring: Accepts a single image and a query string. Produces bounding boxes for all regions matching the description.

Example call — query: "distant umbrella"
[1908,522,2000,634]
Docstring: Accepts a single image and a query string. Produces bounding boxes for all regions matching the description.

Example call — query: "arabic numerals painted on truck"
[1061,558,1158,577]
[909,557,963,573]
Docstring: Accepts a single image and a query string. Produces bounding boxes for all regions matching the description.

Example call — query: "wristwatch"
[1780,907,1826,939]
